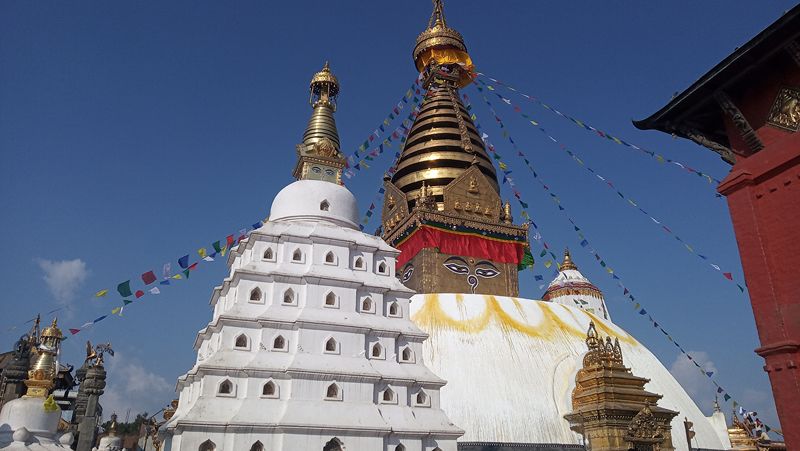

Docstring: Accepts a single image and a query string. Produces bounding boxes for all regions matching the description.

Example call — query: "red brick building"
[635,6,800,448]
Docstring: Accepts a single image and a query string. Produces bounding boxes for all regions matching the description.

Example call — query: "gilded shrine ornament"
[767,86,800,131]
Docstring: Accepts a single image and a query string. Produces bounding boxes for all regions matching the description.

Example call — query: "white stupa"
[161,63,461,451]
[542,249,610,320]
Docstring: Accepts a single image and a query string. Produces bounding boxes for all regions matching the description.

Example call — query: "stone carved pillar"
[75,364,107,451]
[0,353,30,408]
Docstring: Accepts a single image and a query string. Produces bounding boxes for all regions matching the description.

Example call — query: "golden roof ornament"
[502,200,513,224]
[413,0,474,87]
[41,318,63,339]
[583,321,624,368]
[309,61,339,109]
[561,248,578,271]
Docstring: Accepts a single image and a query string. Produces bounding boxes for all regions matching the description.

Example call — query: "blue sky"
[1,0,793,428]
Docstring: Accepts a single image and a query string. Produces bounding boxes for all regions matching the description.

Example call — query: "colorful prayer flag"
[117,281,132,298]
[141,271,157,285]
[95,289,108,298]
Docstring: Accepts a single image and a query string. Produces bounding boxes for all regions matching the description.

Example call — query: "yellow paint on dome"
[411,293,636,344]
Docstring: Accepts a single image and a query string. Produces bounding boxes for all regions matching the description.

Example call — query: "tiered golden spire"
[24,318,64,398]
[561,248,578,271]
[294,62,345,184]
[302,61,341,152]
[380,0,528,297]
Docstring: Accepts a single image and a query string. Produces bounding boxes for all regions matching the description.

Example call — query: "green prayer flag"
[117,280,132,297]
[183,269,190,278]
[123,299,132,305]
[213,241,222,253]
[540,249,547,258]
[517,247,534,270]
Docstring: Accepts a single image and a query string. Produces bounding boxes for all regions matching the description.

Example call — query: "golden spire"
[303,61,341,151]
[560,248,578,271]
[108,413,119,436]
[24,318,63,398]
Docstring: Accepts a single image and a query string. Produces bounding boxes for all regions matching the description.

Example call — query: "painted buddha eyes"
[442,257,502,293]
[325,169,335,176]
[474,267,500,278]
[401,265,414,282]
[312,166,322,173]
[443,262,470,274]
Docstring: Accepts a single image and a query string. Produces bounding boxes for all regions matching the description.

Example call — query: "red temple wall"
[718,57,800,444]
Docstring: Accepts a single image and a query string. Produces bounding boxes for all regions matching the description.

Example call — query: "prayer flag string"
[475,73,724,189]
[343,81,425,177]
[470,88,776,435]
[62,220,266,338]
[4,220,265,338]
[473,79,746,293]
[461,95,561,282]
[358,148,404,230]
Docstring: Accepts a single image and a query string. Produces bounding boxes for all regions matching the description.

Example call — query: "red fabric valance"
[395,226,524,267]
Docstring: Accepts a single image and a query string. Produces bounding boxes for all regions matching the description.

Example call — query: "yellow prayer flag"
[530,120,539,126]
[487,85,495,91]
[95,289,109,298]
[198,248,207,258]
[171,274,182,280]
[544,260,552,268]
[111,307,121,315]
[499,162,508,170]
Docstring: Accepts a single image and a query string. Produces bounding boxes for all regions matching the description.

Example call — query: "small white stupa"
[160,63,461,451]
[0,320,74,450]
[542,249,610,320]
[92,414,122,451]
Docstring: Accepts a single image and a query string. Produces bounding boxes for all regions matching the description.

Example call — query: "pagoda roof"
[633,5,800,162]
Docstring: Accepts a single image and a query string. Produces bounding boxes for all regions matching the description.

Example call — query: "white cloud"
[101,352,175,421]
[669,350,718,413]
[36,258,89,303]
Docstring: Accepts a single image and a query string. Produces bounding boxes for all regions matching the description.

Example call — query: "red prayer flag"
[226,235,234,248]
[69,328,81,335]
[135,290,145,298]
[723,272,733,280]
[188,262,199,271]
[141,271,157,285]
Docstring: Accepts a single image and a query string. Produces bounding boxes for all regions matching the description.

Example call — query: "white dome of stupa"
[409,293,730,451]
[269,179,359,229]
